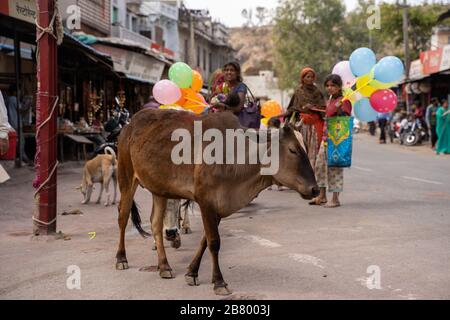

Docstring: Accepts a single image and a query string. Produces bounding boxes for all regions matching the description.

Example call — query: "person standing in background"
[436,99,450,155]
[425,98,440,150]
[377,112,390,144]
[0,90,11,156]
[6,85,30,164]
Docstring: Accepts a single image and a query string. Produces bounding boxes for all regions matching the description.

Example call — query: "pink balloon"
[370,89,398,113]
[332,61,356,88]
[153,80,182,105]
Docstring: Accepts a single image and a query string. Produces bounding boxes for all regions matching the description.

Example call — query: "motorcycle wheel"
[404,133,418,146]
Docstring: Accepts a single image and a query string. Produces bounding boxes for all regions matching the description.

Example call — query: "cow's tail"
[181,200,193,215]
[131,201,152,238]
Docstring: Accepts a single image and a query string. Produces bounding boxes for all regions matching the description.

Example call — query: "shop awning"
[90,43,166,84]
[403,44,450,84]
[63,32,114,68]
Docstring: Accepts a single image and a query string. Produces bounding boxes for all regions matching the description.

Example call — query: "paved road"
[0,133,449,299]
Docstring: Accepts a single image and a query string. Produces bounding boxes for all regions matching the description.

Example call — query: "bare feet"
[309,197,327,206]
[324,201,341,208]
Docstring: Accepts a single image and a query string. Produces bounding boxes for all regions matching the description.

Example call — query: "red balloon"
[370,89,397,113]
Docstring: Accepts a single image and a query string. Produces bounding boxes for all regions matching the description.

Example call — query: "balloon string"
[184,96,205,104]
[342,78,372,102]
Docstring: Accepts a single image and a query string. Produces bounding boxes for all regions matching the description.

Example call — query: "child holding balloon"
[310,74,352,208]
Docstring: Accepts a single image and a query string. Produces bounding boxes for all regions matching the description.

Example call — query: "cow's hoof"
[214,284,232,296]
[182,227,192,234]
[159,270,174,279]
[185,274,200,286]
[116,262,129,270]
[152,243,157,251]
[104,203,110,207]
[96,200,100,204]
[171,233,181,249]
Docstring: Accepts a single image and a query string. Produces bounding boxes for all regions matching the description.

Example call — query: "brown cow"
[115,109,318,295]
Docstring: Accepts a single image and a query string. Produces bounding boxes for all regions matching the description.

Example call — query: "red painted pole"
[34,0,58,235]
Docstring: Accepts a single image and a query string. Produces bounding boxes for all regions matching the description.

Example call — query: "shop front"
[403,44,450,110]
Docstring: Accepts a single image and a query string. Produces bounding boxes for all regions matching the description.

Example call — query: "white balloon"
[332,61,356,88]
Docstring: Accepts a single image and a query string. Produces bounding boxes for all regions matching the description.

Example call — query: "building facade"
[178,6,236,85]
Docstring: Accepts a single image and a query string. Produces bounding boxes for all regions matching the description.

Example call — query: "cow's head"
[272,125,319,200]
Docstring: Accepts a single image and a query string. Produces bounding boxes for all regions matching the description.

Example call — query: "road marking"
[353,166,373,172]
[288,253,325,269]
[401,176,443,185]
[228,229,282,248]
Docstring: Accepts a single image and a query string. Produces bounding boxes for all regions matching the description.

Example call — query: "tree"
[273,0,347,89]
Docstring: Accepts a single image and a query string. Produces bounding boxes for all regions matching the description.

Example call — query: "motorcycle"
[353,118,361,134]
[92,97,130,156]
[388,119,402,143]
[400,117,428,146]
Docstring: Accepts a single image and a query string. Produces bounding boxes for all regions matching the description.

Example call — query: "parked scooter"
[353,118,361,134]
[388,119,402,143]
[92,97,130,156]
[400,116,428,146]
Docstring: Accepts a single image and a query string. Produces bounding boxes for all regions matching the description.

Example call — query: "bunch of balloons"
[260,100,283,128]
[152,62,209,114]
[331,47,405,122]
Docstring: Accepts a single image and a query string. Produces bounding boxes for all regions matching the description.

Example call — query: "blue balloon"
[374,56,405,83]
[354,98,378,122]
[349,47,377,77]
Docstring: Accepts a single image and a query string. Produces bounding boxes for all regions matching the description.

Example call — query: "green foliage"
[273,0,347,89]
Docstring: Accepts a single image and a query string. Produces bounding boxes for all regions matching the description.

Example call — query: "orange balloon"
[191,70,203,92]
[181,88,199,102]
[176,94,186,106]
[184,101,207,114]
[261,100,282,118]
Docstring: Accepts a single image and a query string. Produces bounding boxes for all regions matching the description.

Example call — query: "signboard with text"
[410,44,450,78]
[92,44,165,84]
[0,0,37,24]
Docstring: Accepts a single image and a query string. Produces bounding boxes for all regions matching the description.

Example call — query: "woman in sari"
[209,62,247,116]
[271,67,326,168]
[436,99,450,155]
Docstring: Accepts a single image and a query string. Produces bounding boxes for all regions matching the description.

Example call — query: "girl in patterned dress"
[310,74,352,208]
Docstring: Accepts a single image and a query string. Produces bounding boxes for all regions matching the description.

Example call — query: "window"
[131,17,138,32]
[209,52,213,72]
[184,39,189,63]
[112,6,119,24]
[197,46,201,67]
[203,49,207,71]
[126,13,130,29]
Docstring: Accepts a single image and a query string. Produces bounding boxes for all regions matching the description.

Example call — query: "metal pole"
[14,30,22,168]
[34,0,58,235]
[402,0,410,112]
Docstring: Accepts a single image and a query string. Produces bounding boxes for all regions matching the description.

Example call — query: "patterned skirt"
[315,141,344,192]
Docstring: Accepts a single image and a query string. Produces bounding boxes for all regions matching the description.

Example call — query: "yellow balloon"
[160,104,184,111]
[356,74,376,97]
[261,118,270,127]
[370,79,398,90]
